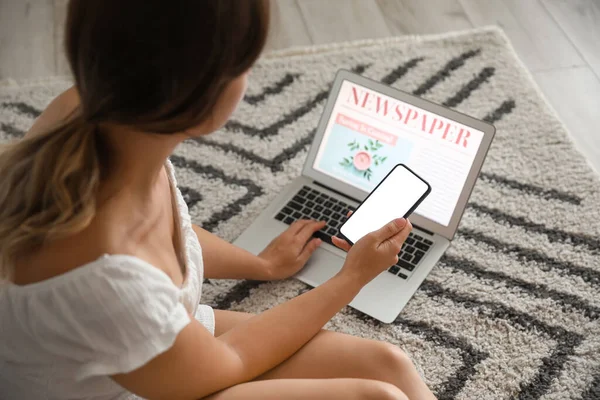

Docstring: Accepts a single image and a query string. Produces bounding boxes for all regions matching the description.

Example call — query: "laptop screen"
[313,80,485,227]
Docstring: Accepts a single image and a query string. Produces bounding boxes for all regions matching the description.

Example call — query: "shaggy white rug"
[2,26,600,400]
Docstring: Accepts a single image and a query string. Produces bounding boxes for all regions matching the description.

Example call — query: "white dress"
[0,160,214,400]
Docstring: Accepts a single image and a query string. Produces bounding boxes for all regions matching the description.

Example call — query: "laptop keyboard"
[274,185,434,280]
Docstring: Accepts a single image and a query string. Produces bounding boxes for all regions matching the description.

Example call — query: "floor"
[1,0,599,173]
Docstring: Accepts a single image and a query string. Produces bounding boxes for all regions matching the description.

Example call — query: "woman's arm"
[113,219,412,400]
[192,224,273,280]
[192,220,325,281]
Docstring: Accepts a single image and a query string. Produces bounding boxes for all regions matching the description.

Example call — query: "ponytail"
[0,110,101,281]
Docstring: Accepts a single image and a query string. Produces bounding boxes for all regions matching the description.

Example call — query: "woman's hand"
[258,220,326,280]
[335,218,413,286]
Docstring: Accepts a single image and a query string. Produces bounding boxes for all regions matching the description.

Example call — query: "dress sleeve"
[25,256,191,381]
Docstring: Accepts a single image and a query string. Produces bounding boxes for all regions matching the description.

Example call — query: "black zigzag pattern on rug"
[440,254,600,320]
[244,73,300,105]
[193,129,317,173]
[419,280,584,400]
[479,172,583,205]
[394,317,489,400]
[468,202,600,253]
[412,49,481,96]
[1,101,41,118]
[169,155,263,233]
[442,66,495,108]
[458,228,600,288]
[0,123,25,138]
[178,186,203,208]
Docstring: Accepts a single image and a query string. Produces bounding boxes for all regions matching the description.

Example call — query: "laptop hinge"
[413,225,434,236]
[313,181,435,236]
[313,181,361,204]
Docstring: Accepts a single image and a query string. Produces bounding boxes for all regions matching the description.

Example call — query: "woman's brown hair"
[0,0,270,280]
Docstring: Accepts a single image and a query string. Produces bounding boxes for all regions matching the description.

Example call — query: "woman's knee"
[358,380,408,400]
[372,342,415,375]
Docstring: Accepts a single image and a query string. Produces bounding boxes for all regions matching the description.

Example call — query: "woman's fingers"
[298,237,322,264]
[287,219,312,234]
[331,236,352,252]
[289,209,354,254]
[296,220,326,242]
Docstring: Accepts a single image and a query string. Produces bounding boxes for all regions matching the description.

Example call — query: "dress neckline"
[165,160,189,287]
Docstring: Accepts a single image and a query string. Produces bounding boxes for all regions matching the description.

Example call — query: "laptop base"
[233,177,450,323]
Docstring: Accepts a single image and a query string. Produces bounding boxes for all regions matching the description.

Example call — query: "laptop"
[234,69,496,323]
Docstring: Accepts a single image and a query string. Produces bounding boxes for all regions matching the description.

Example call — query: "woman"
[0,1,437,399]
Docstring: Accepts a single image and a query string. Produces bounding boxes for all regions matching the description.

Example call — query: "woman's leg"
[203,378,407,400]
[214,310,436,400]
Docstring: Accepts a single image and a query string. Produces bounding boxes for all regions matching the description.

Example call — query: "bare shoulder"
[13,213,124,285]
[26,86,80,138]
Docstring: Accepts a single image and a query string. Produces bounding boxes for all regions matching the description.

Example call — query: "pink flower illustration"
[340,139,387,181]
[353,151,372,171]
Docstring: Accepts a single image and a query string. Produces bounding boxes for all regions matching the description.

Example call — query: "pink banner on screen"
[336,113,398,146]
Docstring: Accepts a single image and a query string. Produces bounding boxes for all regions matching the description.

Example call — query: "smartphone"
[339,164,431,245]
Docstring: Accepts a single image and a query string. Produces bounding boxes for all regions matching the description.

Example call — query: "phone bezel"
[338,163,432,246]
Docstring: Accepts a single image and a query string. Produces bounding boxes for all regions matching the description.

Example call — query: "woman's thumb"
[372,218,407,242]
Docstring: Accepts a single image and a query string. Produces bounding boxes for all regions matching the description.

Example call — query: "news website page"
[313,80,485,227]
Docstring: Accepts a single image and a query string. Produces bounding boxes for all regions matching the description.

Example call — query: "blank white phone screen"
[340,166,429,244]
